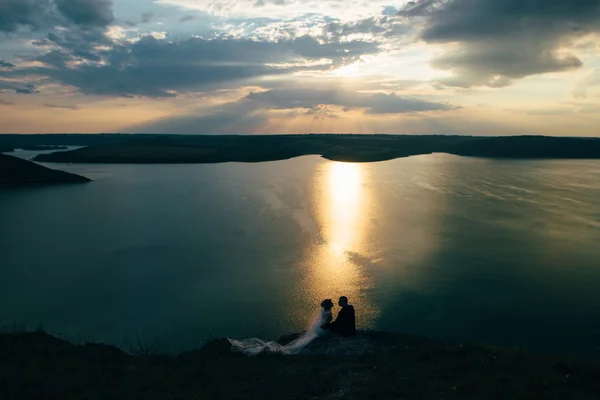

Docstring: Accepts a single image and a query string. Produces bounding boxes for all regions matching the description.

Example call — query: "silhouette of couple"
[228,296,356,356]
[319,296,357,337]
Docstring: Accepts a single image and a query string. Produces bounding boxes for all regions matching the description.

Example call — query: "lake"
[1,151,600,357]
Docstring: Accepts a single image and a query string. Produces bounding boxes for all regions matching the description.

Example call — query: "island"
[0,154,91,187]
[28,134,600,164]
[1,330,598,399]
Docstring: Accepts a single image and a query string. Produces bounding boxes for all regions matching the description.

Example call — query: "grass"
[1,330,599,399]
[125,332,170,357]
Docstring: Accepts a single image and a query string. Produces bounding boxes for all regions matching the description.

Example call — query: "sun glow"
[326,162,363,254]
[332,63,362,77]
[293,160,379,329]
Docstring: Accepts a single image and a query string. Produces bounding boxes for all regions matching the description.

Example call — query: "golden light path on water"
[300,161,378,329]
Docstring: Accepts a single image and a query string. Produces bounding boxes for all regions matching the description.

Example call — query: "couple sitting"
[228,296,356,356]
[319,296,356,337]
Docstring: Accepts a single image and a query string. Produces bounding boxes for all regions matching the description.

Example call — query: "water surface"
[1,152,599,356]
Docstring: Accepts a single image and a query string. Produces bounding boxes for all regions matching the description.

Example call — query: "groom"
[322,296,356,336]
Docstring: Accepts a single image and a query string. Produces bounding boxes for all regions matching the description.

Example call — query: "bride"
[228,299,334,356]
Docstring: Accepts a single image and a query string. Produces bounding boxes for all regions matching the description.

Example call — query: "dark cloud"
[400,0,600,87]
[0,0,113,32]
[0,60,15,68]
[0,80,27,93]
[54,0,114,27]
[123,11,152,27]
[305,104,340,120]
[247,88,457,114]
[39,28,110,59]
[34,49,74,68]
[141,11,153,23]
[6,34,379,97]
[0,0,51,32]
[15,84,39,94]
[1,77,40,95]
[44,103,80,110]
[179,15,195,23]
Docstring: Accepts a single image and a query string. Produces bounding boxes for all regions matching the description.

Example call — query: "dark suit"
[327,305,356,336]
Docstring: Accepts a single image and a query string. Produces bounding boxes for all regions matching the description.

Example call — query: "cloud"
[15,84,39,94]
[158,0,406,20]
[587,69,600,86]
[179,15,196,22]
[0,0,113,32]
[141,11,153,23]
[247,87,457,114]
[130,85,458,133]
[54,0,114,27]
[128,100,266,134]
[44,103,80,110]
[0,0,51,32]
[400,0,600,87]
[5,33,380,97]
[1,78,40,94]
[1,4,406,103]
[0,60,15,68]
[576,104,600,114]
[0,98,13,105]
[217,11,411,45]
[517,107,573,116]
[324,14,411,41]
[516,102,600,116]
[571,68,600,98]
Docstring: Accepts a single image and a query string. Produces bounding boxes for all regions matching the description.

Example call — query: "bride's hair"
[321,299,334,309]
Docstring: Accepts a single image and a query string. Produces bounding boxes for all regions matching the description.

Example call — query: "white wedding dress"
[228,308,332,356]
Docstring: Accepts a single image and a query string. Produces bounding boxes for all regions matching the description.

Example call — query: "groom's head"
[338,296,348,307]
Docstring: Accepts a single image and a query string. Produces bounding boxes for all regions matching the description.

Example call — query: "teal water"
[1,152,600,356]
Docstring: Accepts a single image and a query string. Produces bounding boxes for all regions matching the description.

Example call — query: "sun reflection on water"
[299,161,378,328]
[326,162,364,256]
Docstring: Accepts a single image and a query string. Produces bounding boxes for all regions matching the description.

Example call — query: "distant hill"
[29,134,600,164]
[31,134,464,163]
[0,134,150,149]
[453,136,600,158]
[0,141,13,153]
[0,154,90,187]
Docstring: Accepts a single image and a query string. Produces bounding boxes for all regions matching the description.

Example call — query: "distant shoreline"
[11,134,599,164]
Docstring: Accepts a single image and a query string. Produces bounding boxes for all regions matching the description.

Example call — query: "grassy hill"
[1,330,599,399]
[0,154,90,187]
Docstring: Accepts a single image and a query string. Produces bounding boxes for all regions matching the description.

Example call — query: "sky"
[0,0,599,135]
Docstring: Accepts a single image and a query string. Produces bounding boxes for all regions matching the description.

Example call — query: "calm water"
[1,151,600,356]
